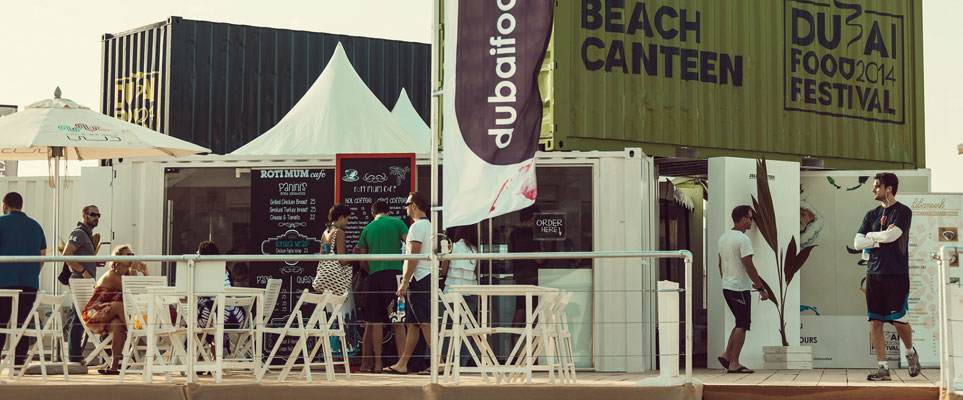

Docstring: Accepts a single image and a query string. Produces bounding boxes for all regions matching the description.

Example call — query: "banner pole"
[429,0,442,385]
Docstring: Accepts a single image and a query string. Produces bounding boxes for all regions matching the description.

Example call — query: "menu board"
[335,154,416,252]
[250,168,333,327]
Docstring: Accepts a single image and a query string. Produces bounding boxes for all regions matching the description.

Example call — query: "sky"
[0,0,960,191]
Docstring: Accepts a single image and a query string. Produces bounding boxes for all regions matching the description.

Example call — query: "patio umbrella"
[0,88,210,289]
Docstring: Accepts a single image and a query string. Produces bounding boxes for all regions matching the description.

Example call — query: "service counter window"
[479,165,594,367]
[164,167,252,285]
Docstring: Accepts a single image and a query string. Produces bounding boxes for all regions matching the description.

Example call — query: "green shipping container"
[544,0,924,170]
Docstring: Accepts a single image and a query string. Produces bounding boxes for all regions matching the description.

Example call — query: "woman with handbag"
[312,204,353,296]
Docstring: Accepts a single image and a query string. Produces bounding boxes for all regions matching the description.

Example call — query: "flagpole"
[428,0,442,385]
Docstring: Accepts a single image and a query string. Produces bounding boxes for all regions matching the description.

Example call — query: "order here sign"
[534,212,566,241]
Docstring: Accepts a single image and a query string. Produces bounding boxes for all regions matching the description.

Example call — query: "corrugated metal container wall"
[101,17,431,154]
[549,0,924,170]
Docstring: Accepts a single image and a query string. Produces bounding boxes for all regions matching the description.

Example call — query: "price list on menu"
[335,154,415,253]
[250,168,333,323]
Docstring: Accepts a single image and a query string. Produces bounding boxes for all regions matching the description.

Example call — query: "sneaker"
[906,348,922,377]
[867,366,891,381]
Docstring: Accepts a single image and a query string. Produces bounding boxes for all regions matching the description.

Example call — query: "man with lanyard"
[63,205,101,365]
[853,172,921,381]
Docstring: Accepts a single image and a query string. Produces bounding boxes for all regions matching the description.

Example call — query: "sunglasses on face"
[405,202,413,207]
[87,212,101,218]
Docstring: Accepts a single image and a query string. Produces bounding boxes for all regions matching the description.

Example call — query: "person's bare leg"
[108,319,126,370]
[360,323,374,371]
[720,329,737,364]
[370,322,384,371]
[393,323,406,354]
[727,328,747,370]
[893,322,913,349]
[387,324,421,373]
[870,320,886,362]
[417,323,443,372]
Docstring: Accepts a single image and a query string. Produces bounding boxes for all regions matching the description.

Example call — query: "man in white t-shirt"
[717,205,769,374]
[384,192,433,374]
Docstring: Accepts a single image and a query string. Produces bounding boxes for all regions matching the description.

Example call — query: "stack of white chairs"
[506,289,577,384]
[552,291,577,382]
[230,278,281,360]
[117,275,171,382]
[439,292,499,384]
[259,289,351,383]
[69,278,113,367]
[0,293,70,382]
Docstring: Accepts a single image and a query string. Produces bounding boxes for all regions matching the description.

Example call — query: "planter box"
[762,346,813,370]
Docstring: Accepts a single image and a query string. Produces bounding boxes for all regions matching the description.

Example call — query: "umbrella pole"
[51,146,64,295]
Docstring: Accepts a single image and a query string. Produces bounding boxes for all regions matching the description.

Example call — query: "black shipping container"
[101,17,430,154]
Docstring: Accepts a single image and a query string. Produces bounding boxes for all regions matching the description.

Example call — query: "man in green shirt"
[356,199,408,373]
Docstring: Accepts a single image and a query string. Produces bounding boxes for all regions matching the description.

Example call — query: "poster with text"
[898,192,963,367]
[250,168,333,360]
[335,153,415,253]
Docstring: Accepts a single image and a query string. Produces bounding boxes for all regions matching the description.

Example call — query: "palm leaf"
[751,158,779,255]
[784,236,797,282]
[786,244,817,285]
[760,278,779,307]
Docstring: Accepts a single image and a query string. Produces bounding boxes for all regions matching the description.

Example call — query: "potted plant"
[750,158,817,369]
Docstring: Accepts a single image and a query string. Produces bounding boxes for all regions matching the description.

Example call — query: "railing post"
[187,258,195,383]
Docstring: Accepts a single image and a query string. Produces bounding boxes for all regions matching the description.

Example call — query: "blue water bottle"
[396,297,406,320]
[862,249,871,261]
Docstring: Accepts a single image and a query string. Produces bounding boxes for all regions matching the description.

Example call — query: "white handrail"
[0,250,694,385]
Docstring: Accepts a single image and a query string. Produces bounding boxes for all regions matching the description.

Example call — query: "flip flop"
[717,357,730,370]
[727,366,754,374]
[97,368,120,375]
[383,366,408,375]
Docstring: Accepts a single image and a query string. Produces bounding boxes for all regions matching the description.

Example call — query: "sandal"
[383,366,408,375]
[727,366,754,374]
[97,368,120,375]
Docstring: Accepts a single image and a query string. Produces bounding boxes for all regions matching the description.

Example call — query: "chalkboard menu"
[335,154,416,252]
[250,168,333,325]
[534,212,566,241]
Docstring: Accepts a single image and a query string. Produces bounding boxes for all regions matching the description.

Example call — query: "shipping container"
[101,17,431,154]
[545,0,925,171]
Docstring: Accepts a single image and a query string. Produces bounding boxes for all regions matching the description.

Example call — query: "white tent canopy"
[232,42,422,156]
[391,88,430,152]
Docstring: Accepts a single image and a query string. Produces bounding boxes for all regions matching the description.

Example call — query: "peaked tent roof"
[233,42,422,156]
[391,88,431,152]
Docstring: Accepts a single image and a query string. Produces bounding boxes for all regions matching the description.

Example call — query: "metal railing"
[939,245,963,394]
[0,250,693,385]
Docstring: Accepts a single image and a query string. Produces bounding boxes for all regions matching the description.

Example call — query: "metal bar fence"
[940,245,963,394]
[0,250,692,385]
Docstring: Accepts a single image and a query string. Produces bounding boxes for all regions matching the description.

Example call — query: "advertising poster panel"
[898,193,963,367]
[798,171,928,367]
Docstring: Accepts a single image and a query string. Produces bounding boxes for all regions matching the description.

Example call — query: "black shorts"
[407,275,435,325]
[865,274,910,324]
[363,269,402,323]
[723,289,751,330]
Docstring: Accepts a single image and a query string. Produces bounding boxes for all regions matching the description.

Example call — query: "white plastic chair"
[440,292,499,384]
[6,294,70,382]
[259,289,351,382]
[230,278,281,360]
[69,278,113,366]
[0,288,23,378]
[504,291,561,384]
[117,276,169,382]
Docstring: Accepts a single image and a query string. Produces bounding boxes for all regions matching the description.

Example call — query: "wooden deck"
[0,367,940,386]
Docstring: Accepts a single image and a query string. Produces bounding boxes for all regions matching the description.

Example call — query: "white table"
[143,287,265,382]
[448,285,558,384]
[0,289,22,377]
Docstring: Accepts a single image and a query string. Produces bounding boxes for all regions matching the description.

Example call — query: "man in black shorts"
[717,205,769,373]
[854,172,921,381]
[356,200,409,372]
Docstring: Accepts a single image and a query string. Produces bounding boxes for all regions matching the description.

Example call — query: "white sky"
[0,0,959,191]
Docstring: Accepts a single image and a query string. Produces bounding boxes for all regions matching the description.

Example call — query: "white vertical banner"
[442,0,553,228]
[897,192,963,367]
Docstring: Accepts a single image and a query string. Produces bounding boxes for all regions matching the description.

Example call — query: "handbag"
[58,263,72,285]
[312,229,352,296]
[387,297,406,324]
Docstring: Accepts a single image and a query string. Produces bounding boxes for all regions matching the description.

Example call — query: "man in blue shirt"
[0,192,47,367]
